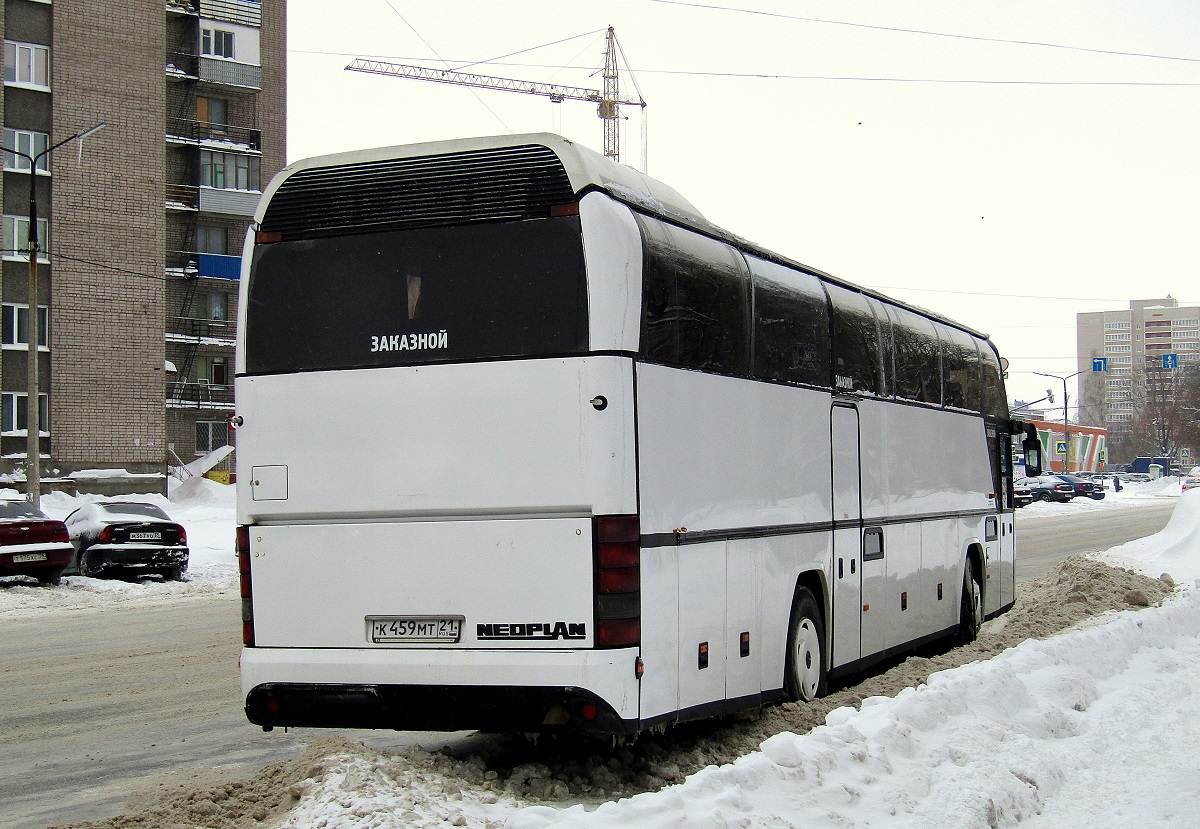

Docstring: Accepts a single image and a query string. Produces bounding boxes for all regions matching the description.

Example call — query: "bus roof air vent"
[259,144,577,241]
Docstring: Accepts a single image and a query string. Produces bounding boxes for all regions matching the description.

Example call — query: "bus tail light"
[237,525,255,647]
[594,514,640,648]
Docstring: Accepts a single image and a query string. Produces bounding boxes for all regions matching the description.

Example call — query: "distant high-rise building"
[1077,297,1200,440]
[1,0,285,483]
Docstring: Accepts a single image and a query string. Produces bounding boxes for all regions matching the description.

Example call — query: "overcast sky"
[286,0,1200,409]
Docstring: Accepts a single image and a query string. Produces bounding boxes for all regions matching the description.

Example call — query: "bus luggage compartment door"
[248,517,595,650]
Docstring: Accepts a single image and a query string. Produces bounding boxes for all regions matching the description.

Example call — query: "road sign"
[1092,357,1107,372]
[1184,448,1192,459]
[1056,440,1067,455]
[1163,353,1179,370]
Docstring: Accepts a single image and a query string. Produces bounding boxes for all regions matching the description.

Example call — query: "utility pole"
[8,121,106,508]
[1036,370,1084,473]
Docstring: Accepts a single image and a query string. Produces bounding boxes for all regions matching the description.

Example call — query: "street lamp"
[6,120,106,508]
[1035,369,1085,472]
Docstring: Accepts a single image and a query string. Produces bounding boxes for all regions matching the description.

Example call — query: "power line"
[297,50,1200,87]
[649,0,1200,65]
[50,251,166,284]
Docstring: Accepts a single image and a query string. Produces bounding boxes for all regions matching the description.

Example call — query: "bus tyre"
[785,588,827,702]
[958,558,983,645]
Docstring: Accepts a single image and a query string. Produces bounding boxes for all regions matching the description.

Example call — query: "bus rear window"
[245,218,588,374]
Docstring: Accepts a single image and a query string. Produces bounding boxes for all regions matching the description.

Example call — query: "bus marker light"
[580,703,598,721]
[863,604,870,612]
[635,656,644,679]
[255,230,282,244]
[550,202,580,217]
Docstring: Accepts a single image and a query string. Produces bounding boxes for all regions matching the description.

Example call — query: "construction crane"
[346,26,647,170]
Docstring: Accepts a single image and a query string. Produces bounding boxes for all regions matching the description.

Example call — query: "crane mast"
[346,26,646,167]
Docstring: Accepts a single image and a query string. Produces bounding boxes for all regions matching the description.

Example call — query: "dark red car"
[0,500,74,585]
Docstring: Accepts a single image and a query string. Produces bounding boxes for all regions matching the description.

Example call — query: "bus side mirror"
[1023,428,1042,477]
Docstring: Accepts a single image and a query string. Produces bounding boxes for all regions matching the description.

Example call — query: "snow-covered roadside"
[1016,476,1183,519]
[276,490,1200,829]
[0,476,237,618]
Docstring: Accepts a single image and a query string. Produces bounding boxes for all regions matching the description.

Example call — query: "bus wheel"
[785,588,826,702]
[958,558,983,645]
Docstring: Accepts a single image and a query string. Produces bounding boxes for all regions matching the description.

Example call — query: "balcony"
[166,0,198,14]
[166,50,199,80]
[168,380,235,410]
[165,182,259,217]
[199,186,260,217]
[166,250,242,280]
[167,118,261,151]
[166,183,199,211]
[199,0,261,27]
[199,57,261,90]
[167,315,232,344]
[166,51,261,90]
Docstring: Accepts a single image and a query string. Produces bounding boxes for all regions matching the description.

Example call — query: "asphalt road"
[1014,501,1177,583]
[0,502,1178,829]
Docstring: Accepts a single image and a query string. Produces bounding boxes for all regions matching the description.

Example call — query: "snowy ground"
[8,480,1200,828]
[266,490,1200,829]
[0,476,237,618]
[1015,474,1185,518]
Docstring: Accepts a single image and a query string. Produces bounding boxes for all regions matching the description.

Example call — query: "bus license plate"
[129,532,161,541]
[368,616,462,643]
[11,552,47,563]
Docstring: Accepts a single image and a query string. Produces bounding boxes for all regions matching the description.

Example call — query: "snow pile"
[1099,488,1200,583]
[514,589,1200,829]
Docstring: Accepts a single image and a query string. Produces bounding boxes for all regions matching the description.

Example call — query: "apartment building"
[1,0,285,482]
[1077,296,1200,440]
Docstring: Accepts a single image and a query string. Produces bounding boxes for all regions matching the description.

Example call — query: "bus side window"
[891,306,942,405]
[827,284,884,396]
[937,324,983,412]
[637,215,751,377]
[747,256,831,388]
[980,341,1010,420]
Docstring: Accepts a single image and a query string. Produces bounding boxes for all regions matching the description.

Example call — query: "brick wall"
[50,0,167,472]
[260,0,286,180]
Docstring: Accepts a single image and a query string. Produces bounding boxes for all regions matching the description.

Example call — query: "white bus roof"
[258,133,991,342]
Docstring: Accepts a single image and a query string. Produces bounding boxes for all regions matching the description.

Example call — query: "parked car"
[0,500,74,585]
[64,501,189,580]
[1014,475,1075,503]
[1013,481,1035,508]
[1182,476,1200,492]
[1053,474,1105,500]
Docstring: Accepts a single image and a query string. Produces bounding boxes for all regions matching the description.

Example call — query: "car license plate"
[11,552,47,563]
[129,532,161,541]
[368,616,463,643]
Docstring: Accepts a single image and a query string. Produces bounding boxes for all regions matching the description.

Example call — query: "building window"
[198,355,229,387]
[1,304,49,348]
[1104,321,1131,330]
[197,225,228,254]
[1,215,49,260]
[201,28,235,59]
[3,129,50,174]
[3,41,50,89]
[1,392,48,435]
[196,420,229,454]
[200,150,259,191]
[197,96,229,127]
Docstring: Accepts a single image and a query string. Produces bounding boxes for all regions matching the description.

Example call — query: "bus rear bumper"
[241,646,641,737]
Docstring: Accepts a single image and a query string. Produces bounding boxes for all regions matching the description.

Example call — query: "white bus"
[235,134,1038,738]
